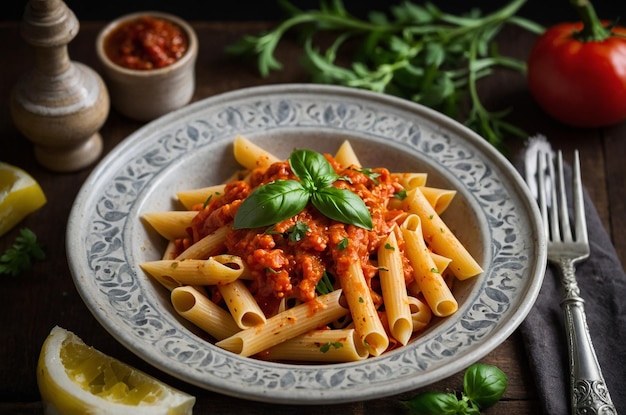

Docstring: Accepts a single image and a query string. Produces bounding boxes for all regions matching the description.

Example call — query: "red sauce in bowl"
[104,15,189,70]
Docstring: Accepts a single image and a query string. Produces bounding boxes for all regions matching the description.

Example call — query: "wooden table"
[1,20,624,415]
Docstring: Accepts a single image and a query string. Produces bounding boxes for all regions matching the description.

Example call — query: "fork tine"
[555,151,573,243]
[536,151,549,238]
[572,150,588,244]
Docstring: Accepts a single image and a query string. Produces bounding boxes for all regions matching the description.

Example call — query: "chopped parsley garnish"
[0,228,45,277]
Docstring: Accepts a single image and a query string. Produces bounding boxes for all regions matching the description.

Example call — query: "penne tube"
[391,172,427,190]
[162,240,178,261]
[263,328,369,362]
[401,214,458,317]
[233,135,281,170]
[215,290,348,357]
[171,286,240,340]
[407,296,432,332]
[334,140,361,168]
[142,211,197,240]
[176,184,226,211]
[339,262,389,356]
[407,252,453,297]
[431,252,452,274]
[175,226,229,260]
[378,232,412,346]
[218,280,267,329]
[418,186,457,215]
[401,188,483,280]
[140,255,246,286]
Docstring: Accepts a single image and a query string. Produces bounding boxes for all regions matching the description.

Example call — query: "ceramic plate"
[67,84,546,404]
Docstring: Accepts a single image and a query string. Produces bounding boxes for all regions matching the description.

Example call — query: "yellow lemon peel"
[0,162,46,237]
[37,326,196,415]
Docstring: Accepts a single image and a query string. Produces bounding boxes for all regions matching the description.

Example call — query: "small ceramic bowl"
[96,11,198,121]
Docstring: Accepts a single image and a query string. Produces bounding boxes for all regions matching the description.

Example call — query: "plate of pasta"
[67,83,546,404]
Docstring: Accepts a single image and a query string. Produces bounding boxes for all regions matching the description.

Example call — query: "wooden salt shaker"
[10,0,109,172]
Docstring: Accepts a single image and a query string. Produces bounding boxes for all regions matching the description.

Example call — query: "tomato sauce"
[104,16,188,70]
[184,154,413,316]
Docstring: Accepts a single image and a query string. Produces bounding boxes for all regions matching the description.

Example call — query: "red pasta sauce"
[177,153,414,318]
[104,15,189,70]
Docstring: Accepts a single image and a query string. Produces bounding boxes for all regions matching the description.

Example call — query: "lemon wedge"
[37,326,196,415]
[0,162,46,237]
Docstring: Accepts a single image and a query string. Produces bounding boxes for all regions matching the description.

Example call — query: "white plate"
[67,84,546,404]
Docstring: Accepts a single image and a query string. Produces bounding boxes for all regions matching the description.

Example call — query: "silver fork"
[534,149,617,415]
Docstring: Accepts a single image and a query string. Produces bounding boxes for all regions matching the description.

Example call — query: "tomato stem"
[569,0,611,41]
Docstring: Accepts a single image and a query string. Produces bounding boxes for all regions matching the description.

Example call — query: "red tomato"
[527,22,626,127]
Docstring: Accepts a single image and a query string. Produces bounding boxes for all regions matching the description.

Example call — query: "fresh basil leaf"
[233,180,309,229]
[289,149,338,187]
[463,363,508,410]
[311,187,372,230]
[402,392,464,415]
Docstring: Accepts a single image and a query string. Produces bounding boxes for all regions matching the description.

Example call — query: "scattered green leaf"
[0,228,45,277]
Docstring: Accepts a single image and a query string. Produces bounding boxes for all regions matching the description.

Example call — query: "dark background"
[3,0,625,24]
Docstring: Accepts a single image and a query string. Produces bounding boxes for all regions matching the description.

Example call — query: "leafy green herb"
[227,0,544,150]
[320,341,344,353]
[354,167,381,185]
[337,237,349,250]
[384,242,395,251]
[394,189,408,200]
[233,149,373,230]
[287,221,311,242]
[0,228,45,277]
[316,271,335,295]
[403,363,507,414]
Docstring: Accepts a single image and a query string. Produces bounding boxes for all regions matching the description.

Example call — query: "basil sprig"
[233,149,373,230]
[403,363,508,414]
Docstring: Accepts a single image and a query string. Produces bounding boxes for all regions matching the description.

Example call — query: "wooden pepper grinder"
[10,0,109,172]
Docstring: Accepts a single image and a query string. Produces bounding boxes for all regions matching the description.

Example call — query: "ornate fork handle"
[556,258,618,415]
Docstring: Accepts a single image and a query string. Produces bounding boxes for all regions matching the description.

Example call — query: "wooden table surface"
[1,20,625,415]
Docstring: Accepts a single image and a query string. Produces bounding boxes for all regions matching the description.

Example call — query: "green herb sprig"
[227,0,544,149]
[403,363,508,414]
[233,149,372,230]
[0,228,45,277]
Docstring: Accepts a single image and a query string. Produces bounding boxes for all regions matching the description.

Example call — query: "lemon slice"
[37,326,196,415]
[0,162,46,237]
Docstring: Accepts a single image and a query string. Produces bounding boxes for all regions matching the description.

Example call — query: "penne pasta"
[407,296,432,332]
[140,255,247,286]
[218,280,267,329]
[263,328,369,362]
[142,211,197,240]
[334,140,361,168]
[233,135,280,170]
[162,240,178,261]
[339,262,389,357]
[377,231,412,345]
[401,214,458,317]
[171,286,240,340]
[391,172,428,190]
[215,290,348,357]
[418,186,457,215]
[141,137,482,363]
[401,188,483,280]
[175,226,229,260]
[176,184,226,210]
